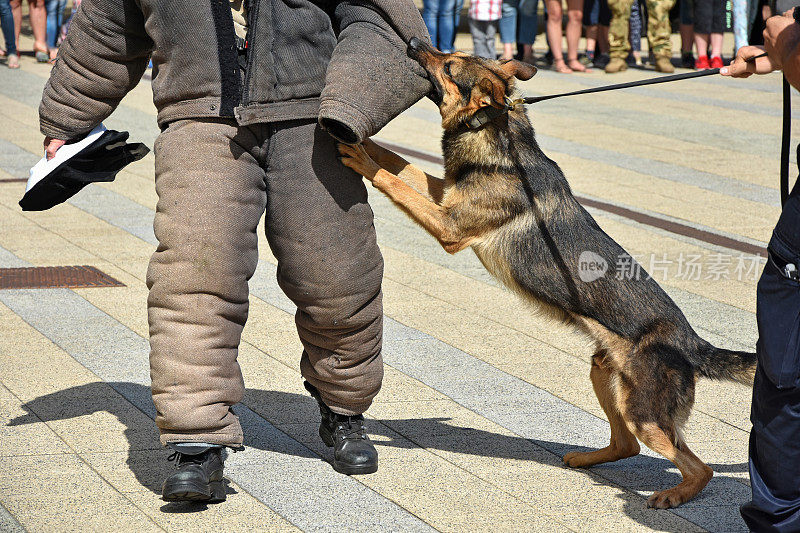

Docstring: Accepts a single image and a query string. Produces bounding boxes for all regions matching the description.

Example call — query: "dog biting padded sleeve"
[318,0,433,144]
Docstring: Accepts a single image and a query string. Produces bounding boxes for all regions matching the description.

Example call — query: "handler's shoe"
[305,381,378,475]
[162,447,226,502]
[604,57,628,73]
[654,57,675,73]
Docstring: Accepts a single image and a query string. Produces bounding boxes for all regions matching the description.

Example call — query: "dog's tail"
[693,342,757,385]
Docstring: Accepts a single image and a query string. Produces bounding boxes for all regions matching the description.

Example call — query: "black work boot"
[304,381,378,475]
[162,446,226,502]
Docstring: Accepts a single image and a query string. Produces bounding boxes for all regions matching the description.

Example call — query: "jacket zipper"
[241,0,260,106]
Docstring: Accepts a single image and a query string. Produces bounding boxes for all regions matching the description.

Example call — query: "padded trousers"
[147,118,385,447]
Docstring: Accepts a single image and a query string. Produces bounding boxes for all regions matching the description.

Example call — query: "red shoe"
[695,55,710,70]
[710,56,724,69]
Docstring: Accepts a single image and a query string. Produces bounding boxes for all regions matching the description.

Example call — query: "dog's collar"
[465,96,524,129]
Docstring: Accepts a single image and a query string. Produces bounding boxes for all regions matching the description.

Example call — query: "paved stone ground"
[0,29,790,532]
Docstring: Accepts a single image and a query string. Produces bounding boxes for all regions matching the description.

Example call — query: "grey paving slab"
[68,186,157,246]
[0,247,28,268]
[379,328,749,531]
[0,248,434,532]
[0,138,39,180]
[0,501,25,533]
[0,68,159,148]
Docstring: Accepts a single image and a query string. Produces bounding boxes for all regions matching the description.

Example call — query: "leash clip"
[504,96,524,109]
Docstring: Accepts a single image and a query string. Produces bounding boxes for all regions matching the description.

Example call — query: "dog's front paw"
[337,142,381,182]
[646,489,686,509]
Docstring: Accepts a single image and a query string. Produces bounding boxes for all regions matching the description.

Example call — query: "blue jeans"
[0,0,15,56]
[422,0,464,52]
[46,0,67,49]
[499,0,538,45]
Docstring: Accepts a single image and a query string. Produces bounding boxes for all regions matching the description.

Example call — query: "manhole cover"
[0,265,125,289]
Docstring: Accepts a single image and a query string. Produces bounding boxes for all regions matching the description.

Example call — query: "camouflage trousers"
[608,0,675,59]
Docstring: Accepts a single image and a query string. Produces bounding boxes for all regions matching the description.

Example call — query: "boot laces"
[335,415,367,440]
[167,451,207,466]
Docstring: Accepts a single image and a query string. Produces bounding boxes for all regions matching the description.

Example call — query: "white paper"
[26,124,108,193]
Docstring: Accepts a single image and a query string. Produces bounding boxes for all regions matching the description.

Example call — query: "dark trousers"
[693,0,726,33]
[741,177,800,532]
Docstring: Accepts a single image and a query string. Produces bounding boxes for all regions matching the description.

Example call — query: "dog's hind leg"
[563,351,640,468]
[632,424,714,509]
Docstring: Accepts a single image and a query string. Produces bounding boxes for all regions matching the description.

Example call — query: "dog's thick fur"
[337,41,756,509]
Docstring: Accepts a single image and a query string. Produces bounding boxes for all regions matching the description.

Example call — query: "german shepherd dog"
[337,38,756,508]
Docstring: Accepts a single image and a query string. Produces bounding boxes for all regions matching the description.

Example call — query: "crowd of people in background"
[0,0,78,69]
[426,0,775,74]
[0,0,773,74]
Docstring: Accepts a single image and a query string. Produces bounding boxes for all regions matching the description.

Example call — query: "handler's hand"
[721,45,777,77]
[44,137,66,160]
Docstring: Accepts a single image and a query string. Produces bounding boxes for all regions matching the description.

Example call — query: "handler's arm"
[318,0,433,144]
[722,10,800,90]
[39,0,153,143]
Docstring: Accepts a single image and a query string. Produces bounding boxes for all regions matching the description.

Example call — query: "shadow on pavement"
[8,382,747,528]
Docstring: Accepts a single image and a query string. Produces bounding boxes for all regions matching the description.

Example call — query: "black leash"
[781,75,792,206]
[521,67,721,104]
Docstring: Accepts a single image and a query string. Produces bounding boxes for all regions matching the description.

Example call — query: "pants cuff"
[321,395,373,417]
[160,428,243,448]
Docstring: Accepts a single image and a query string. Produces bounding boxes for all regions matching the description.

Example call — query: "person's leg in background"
[583,0,600,63]
[518,0,539,63]
[0,0,18,68]
[452,0,465,50]
[44,0,64,60]
[546,0,572,71]
[605,0,634,72]
[645,0,676,72]
[469,17,497,58]
[437,0,458,52]
[9,0,18,52]
[707,0,724,67]
[60,0,78,41]
[732,0,747,53]
[422,0,440,50]
[595,0,611,66]
[26,0,47,60]
[679,0,694,67]
[693,0,711,68]
[265,120,384,475]
[564,0,589,70]
[629,0,642,64]
[499,0,519,60]
[9,0,47,60]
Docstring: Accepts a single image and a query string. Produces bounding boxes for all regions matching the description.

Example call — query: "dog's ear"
[478,78,506,108]
[498,60,537,81]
